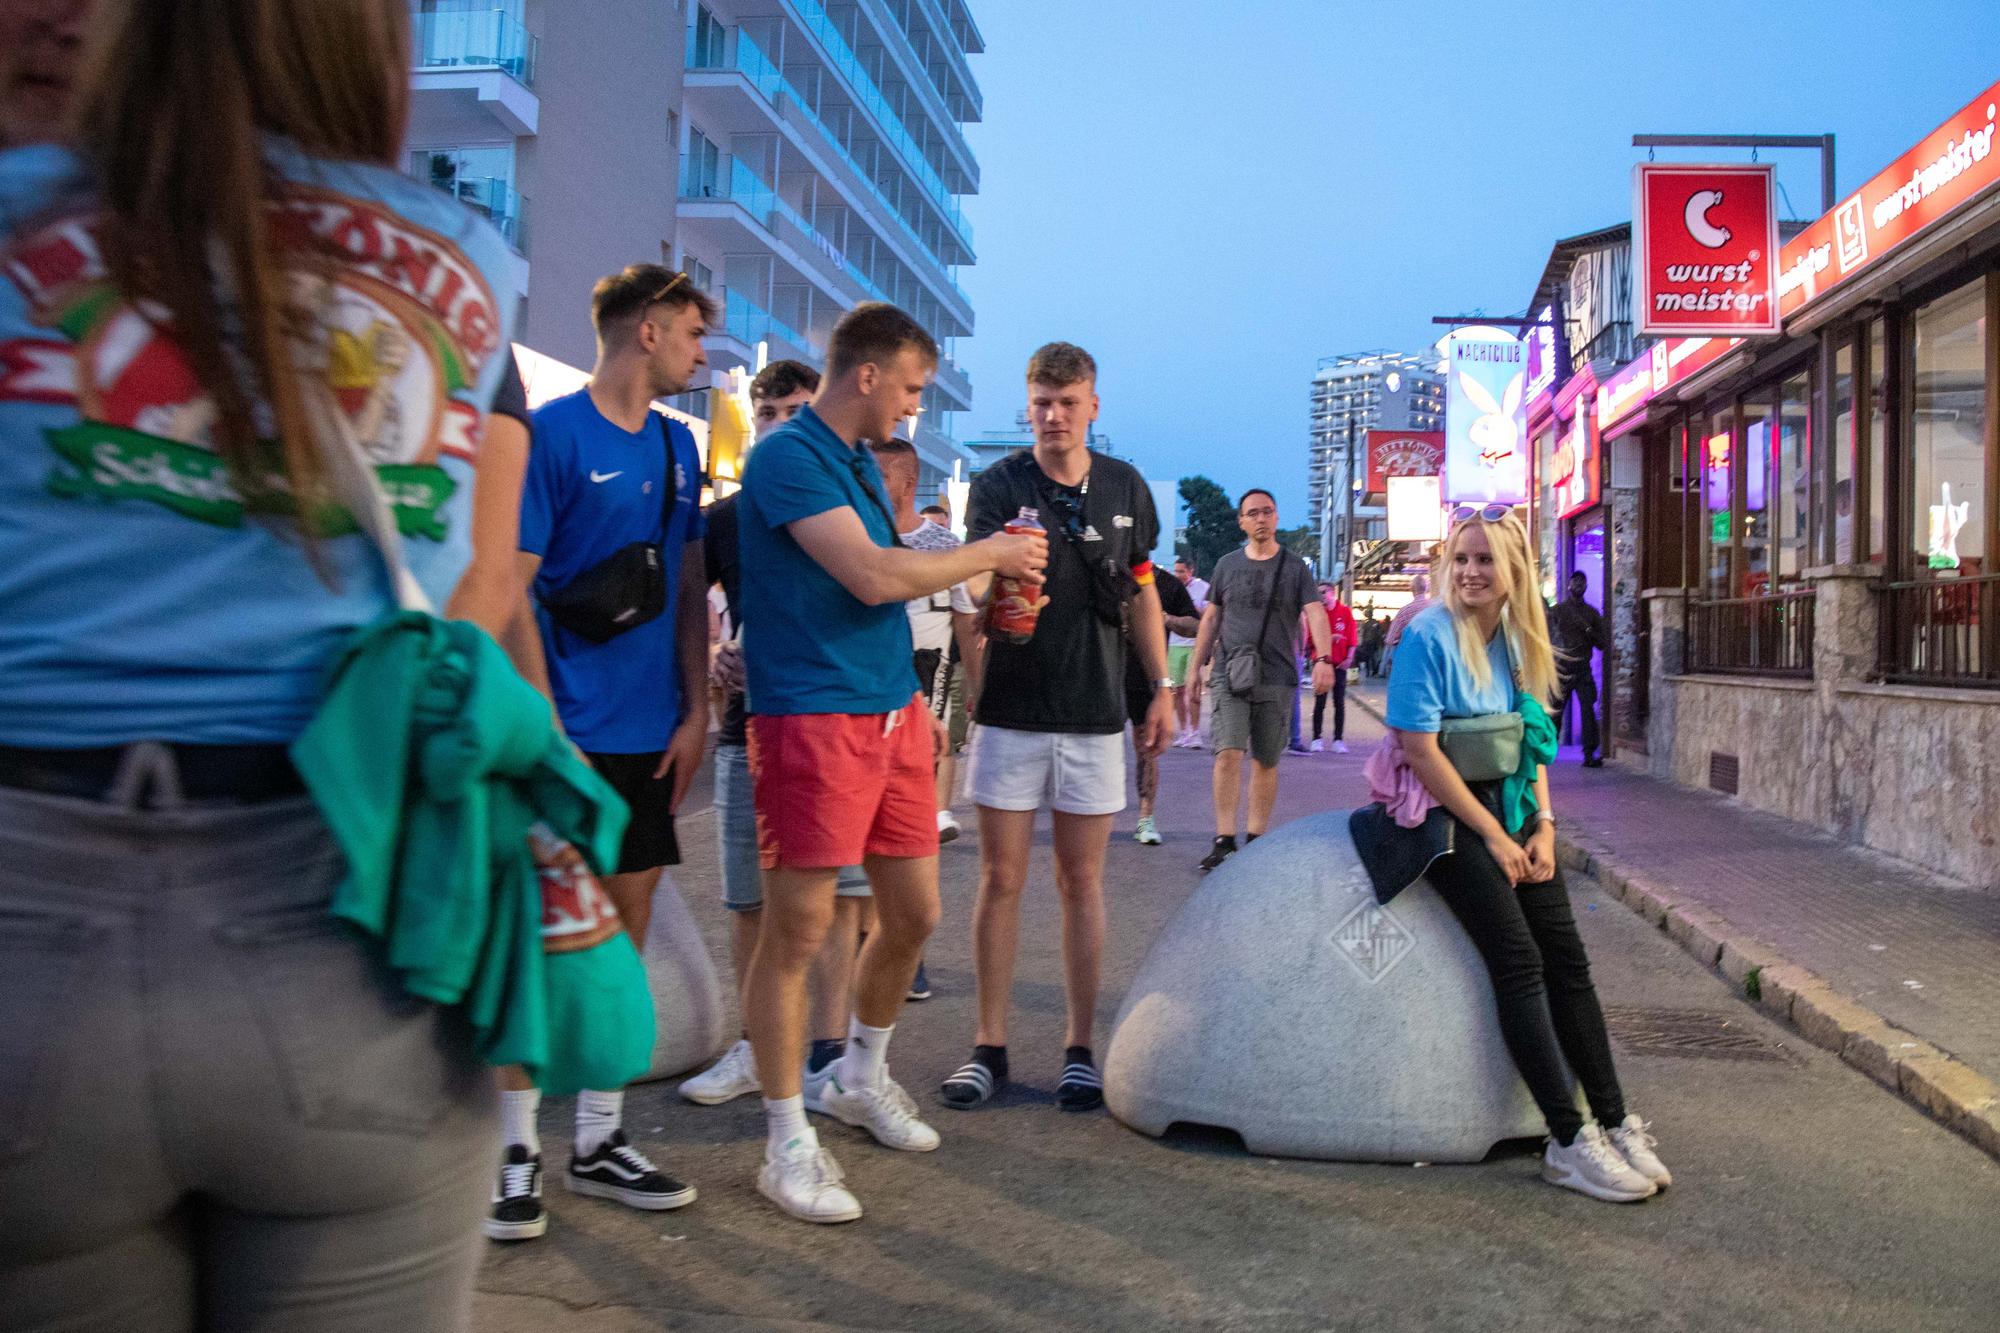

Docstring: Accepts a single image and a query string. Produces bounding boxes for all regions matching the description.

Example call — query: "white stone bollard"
[633,870,730,1082]
[1104,812,1555,1162]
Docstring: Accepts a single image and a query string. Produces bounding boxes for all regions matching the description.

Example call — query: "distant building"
[1308,350,1444,580]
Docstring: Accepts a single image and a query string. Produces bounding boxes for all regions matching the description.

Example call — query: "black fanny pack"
[539,415,680,644]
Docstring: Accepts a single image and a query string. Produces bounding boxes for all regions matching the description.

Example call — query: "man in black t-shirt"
[1189,489,1333,873]
[1550,571,1608,766]
[940,343,1174,1115]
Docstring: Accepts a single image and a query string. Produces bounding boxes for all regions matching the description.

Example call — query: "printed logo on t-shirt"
[590,469,623,484]
[0,188,501,538]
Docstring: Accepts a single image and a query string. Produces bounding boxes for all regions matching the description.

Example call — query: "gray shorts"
[1208,681,1291,766]
[0,781,494,1331]
[714,743,870,912]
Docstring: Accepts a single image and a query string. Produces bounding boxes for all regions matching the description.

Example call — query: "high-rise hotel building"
[1307,350,1444,579]
[404,1,982,488]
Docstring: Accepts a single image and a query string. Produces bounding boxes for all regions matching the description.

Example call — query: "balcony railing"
[1686,589,1815,677]
[718,287,823,359]
[784,0,972,244]
[411,8,538,87]
[681,155,892,305]
[1878,573,2000,689]
[689,25,973,296]
[437,175,527,252]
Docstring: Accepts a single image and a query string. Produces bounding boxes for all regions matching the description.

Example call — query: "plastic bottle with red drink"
[985,506,1047,645]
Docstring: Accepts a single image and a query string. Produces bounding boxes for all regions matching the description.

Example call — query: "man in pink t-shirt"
[1303,582,1357,753]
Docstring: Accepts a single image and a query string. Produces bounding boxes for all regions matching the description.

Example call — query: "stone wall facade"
[1644,572,2000,888]
[1608,486,1644,750]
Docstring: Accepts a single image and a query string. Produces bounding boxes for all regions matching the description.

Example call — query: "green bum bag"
[1438,711,1525,783]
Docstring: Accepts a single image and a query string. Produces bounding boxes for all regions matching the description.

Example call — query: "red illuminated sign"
[1553,410,1599,519]
[1634,163,1781,337]
[1778,79,2000,318]
[1365,430,1444,494]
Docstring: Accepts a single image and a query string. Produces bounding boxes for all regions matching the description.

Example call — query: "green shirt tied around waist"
[291,612,653,1095]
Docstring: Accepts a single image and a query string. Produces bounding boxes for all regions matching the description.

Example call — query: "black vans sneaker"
[1198,836,1238,874]
[485,1144,547,1241]
[566,1130,697,1211]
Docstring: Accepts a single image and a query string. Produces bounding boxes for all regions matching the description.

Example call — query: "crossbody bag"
[1436,630,1523,781]
[1028,464,1136,629]
[538,415,680,644]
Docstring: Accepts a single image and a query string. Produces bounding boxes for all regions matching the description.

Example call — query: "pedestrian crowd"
[0,5,1665,1328]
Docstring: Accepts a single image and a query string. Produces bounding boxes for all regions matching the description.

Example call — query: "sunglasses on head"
[1451,503,1512,525]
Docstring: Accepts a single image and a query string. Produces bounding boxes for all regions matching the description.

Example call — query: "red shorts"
[747,697,939,870]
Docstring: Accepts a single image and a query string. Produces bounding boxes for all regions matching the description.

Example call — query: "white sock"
[574,1089,622,1156]
[837,1017,893,1090]
[500,1088,541,1155]
[764,1094,816,1157]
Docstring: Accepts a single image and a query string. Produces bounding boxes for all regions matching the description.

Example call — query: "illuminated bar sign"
[1365,430,1444,493]
[1554,409,1599,518]
[1778,78,2000,318]
[1444,335,1528,505]
[1633,163,1782,337]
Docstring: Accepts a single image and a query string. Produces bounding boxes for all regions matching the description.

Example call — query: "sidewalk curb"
[1349,689,2000,1160]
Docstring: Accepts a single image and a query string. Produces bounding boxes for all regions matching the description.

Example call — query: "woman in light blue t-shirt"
[0,3,517,1326]
[1386,508,1674,1204]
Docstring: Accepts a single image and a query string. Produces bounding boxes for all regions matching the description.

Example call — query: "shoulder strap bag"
[537,414,680,644]
[1027,459,1134,628]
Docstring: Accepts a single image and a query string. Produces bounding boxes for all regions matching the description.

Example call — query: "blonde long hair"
[1436,511,1558,706]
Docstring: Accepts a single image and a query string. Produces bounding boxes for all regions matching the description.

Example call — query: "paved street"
[478,708,2000,1332]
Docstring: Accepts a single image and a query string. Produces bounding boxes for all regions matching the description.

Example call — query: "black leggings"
[1310,668,1347,740]
[1424,828,1626,1143]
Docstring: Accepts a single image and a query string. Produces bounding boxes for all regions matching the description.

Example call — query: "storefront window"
[1703,406,1734,597]
[1833,340,1857,563]
[1866,317,1888,564]
[1741,396,1772,596]
[1776,372,1811,583]
[1909,279,1988,577]
[1533,427,1557,600]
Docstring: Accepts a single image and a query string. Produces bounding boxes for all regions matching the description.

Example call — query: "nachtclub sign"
[1633,163,1781,337]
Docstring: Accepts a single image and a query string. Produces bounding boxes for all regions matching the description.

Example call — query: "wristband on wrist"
[1534,810,1556,827]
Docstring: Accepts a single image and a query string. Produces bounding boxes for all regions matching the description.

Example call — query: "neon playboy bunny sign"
[1444,335,1528,505]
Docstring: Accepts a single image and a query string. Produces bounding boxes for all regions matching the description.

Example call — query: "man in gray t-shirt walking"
[1189,488,1333,873]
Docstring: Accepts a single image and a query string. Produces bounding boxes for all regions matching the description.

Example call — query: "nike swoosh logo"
[590,470,623,483]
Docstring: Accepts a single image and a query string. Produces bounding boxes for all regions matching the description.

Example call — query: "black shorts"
[583,750,681,874]
[914,648,952,723]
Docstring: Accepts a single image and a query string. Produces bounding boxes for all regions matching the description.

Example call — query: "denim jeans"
[714,742,870,910]
[0,779,495,1332]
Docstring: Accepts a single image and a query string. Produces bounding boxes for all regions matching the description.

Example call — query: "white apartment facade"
[402,0,981,482]
[675,0,982,492]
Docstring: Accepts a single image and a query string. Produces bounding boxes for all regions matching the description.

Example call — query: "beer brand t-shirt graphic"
[0,188,501,539]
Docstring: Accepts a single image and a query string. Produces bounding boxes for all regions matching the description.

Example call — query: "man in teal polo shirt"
[735,303,1046,1224]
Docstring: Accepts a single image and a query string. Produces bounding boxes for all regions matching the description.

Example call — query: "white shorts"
[964,726,1127,816]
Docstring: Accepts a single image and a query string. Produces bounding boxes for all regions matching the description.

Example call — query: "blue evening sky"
[956,0,1996,519]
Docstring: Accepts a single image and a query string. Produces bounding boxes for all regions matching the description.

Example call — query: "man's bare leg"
[745,868,838,1103]
[1246,758,1281,837]
[1211,747,1243,838]
[730,908,761,1006]
[1050,811,1112,1050]
[852,853,940,1026]
[971,806,1036,1047]
[809,897,867,1055]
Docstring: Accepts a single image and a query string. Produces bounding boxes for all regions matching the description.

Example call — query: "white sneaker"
[1542,1122,1657,1202]
[1309,738,1325,753]
[937,809,961,844]
[678,1038,760,1105]
[818,1070,942,1152]
[1608,1113,1672,1188]
[1332,739,1350,755]
[758,1139,862,1224]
